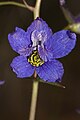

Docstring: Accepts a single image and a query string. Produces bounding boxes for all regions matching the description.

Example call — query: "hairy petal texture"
[11,56,35,78]
[27,17,53,41]
[36,60,64,82]
[45,30,76,59]
[8,27,32,56]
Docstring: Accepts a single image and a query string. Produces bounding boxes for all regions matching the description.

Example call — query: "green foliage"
[37,77,65,88]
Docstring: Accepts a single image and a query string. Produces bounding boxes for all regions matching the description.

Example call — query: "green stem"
[23,0,34,12]
[0,1,26,8]
[29,0,42,120]
[29,80,39,120]
[34,0,42,19]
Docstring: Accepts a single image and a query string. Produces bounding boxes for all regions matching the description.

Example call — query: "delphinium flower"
[8,17,76,82]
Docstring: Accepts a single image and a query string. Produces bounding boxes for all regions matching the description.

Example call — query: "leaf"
[37,77,65,88]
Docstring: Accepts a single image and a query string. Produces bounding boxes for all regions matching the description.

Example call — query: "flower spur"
[8,17,76,82]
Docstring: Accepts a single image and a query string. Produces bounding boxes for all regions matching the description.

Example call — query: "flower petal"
[36,60,64,82]
[8,27,32,56]
[27,17,52,40]
[11,56,35,78]
[38,46,53,62]
[45,30,76,58]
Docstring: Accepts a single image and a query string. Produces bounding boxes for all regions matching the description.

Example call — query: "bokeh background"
[0,0,80,120]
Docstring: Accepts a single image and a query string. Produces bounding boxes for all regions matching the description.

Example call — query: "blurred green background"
[0,0,80,120]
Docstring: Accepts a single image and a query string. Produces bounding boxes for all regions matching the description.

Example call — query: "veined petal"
[26,17,53,40]
[36,60,64,82]
[11,56,35,78]
[8,27,32,56]
[45,30,76,58]
[38,46,53,62]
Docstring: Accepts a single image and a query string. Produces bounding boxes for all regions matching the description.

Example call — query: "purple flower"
[8,17,76,82]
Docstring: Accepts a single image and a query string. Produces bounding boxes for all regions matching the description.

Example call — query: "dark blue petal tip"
[67,30,76,39]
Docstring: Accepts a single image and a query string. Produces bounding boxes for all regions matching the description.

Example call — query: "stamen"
[28,50,44,67]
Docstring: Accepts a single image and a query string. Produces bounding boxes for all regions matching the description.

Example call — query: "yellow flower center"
[28,50,44,67]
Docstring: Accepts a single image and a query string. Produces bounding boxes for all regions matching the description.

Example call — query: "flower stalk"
[23,0,34,12]
[29,79,39,120]
[0,1,26,8]
[34,0,42,19]
[29,0,42,120]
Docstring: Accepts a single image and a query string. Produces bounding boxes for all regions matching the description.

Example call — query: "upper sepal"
[45,30,76,59]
